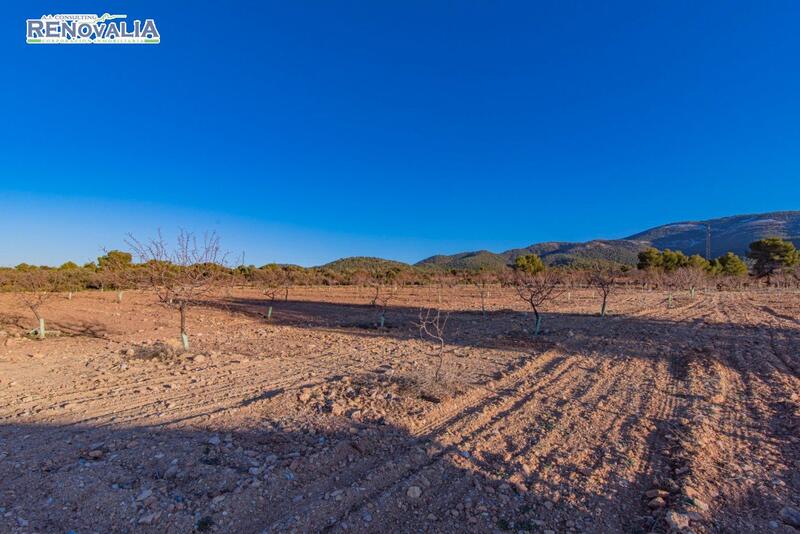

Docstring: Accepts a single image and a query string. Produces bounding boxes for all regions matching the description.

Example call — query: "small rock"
[208,436,221,446]
[665,511,690,530]
[136,489,153,501]
[780,506,800,528]
[331,403,345,416]
[164,465,179,479]
[407,486,422,499]
[648,497,666,509]
[645,489,669,499]
[87,450,103,459]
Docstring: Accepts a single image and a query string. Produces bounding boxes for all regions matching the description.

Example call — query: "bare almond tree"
[254,265,281,301]
[671,266,708,299]
[415,307,450,382]
[368,267,403,326]
[587,264,618,317]
[368,273,384,307]
[514,269,563,336]
[280,268,292,302]
[14,269,62,339]
[431,271,456,306]
[470,269,494,318]
[126,230,227,351]
[375,282,400,328]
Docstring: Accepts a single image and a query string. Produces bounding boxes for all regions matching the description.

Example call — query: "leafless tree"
[14,269,62,339]
[587,265,618,317]
[671,267,708,299]
[254,266,281,301]
[375,282,401,327]
[470,270,494,317]
[415,307,450,382]
[280,269,292,302]
[431,271,456,306]
[514,269,563,335]
[368,274,383,307]
[126,230,228,351]
[368,268,403,322]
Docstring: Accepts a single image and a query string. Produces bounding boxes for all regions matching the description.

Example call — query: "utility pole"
[705,224,712,260]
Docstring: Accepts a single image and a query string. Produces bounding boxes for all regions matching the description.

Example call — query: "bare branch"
[414,307,450,382]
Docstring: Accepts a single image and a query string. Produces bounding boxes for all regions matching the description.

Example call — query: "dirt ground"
[0,286,798,533]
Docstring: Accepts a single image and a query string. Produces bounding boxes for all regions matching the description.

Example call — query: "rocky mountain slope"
[416,210,800,269]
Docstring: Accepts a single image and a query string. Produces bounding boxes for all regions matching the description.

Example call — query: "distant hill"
[626,211,800,258]
[417,250,509,271]
[415,210,800,270]
[321,256,410,272]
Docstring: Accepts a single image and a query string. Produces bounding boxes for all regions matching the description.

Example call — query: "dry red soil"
[1,286,798,533]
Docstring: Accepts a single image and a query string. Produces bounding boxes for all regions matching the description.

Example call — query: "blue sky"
[2,1,799,267]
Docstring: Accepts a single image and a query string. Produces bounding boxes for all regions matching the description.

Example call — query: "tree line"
[3,237,796,292]
[2,232,798,382]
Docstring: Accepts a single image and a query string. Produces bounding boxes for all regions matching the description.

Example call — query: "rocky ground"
[0,286,798,533]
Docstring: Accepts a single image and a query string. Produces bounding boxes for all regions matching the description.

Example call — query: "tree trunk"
[434,350,444,383]
[600,294,607,317]
[179,304,189,350]
[371,286,380,307]
[533,307,542,336]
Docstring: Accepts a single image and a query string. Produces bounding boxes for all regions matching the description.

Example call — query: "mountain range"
[323,211,800,271]
[417,211,800,270]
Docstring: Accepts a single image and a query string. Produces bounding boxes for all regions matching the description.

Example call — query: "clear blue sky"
[2,1,799,267]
